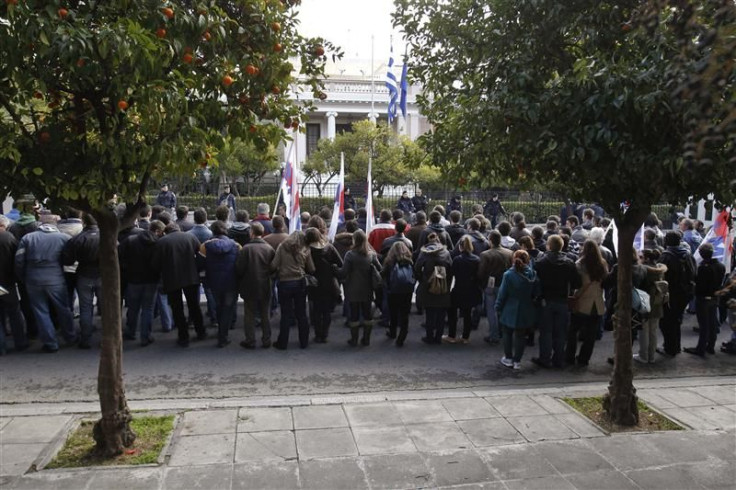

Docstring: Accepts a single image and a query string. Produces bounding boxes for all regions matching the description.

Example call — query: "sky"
[295,0,406,77]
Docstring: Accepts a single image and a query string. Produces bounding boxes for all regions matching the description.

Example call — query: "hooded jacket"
[445,223,467,248]
[62,226,100,278]
[415,242,454,307]
[332,232,354,259]
[451,252,482,309]
[118,230,160,284]
[14,224,70,286]
[0,231,18,288]
[534,251,581,302]
[660,246,696,300]
[495,264,539,328]
[228,221,251,246]
[417,223,453,252]
[8,213,39,241]
[337,249,381,302]
[201,235,241,293]
[308,243,343,301]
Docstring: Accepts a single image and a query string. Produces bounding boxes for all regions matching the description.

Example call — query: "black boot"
[348,323,360,346]
[361,323,373,346]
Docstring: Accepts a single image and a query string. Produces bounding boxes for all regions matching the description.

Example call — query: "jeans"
[168,284,204,343]
[425,307,446,343]
[26,283,76,349]
[638,316,659,362]
[277,279,310,348]
[243,297,272,345]
[77,275,102,343]
[213,289,237,344]
[695,296,718,352]
[155,287,172,331]
[388,292,412,343]
[566,313,600,365]
[203,283,217,324]
[660,296,686,355]
[538,301,569,367]
[484,287,500,341]
[447,306,472,339]
[125,282,157,341]
[0,286,28,351]
[502,326,527,362]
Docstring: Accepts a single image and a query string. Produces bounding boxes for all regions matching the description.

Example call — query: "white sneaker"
[633,354,647,364]
[513,362,521,370]
[442,335,457,344]
[500,357,513,368]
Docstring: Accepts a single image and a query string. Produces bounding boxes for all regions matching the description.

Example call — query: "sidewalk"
[1,377,734,489]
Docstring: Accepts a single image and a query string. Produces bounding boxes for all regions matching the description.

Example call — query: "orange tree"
[395,0,735,425]
[0,0,338,456]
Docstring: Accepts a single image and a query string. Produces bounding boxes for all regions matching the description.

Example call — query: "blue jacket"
[189,224,213,244]
[203,236,240,293]
[495,264,539,329]
[14,224,70,286]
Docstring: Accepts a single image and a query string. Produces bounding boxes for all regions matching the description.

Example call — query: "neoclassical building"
[285,58,431,164]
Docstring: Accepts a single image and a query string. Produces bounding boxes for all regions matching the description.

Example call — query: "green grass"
[46,415,175,469]
[562,396,684,433]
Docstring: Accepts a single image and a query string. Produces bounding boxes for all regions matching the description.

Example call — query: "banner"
[327,153,345,242]
[284,143,301,234]
[365,157,375,237]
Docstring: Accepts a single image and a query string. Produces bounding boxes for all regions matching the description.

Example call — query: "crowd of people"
[1,193,735,373]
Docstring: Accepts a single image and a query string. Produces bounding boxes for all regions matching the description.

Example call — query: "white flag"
[365,156,375,237]
[327,153,345,242]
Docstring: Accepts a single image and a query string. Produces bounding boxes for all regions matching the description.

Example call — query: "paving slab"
[231,460,299,490]
[637,390,677,409]
[687,386,736,406]
[0,415,71,444]
[163,463,232,490]
[424,449,496,487]
[178,409,237,436]
[292,405,348,430]
[298,457,367,489]
[587,434,671,471]
[352,426,417,455]
[678,458,736,490]
[393,400,454,425]
[168,433,235,467]
[235,431,297,462]
[0,443,46,476]
[644,430,727,464]
[343,403,402,428]
[554,413,606,438]
[504,475,575,490]
[507,415,579,442]
[362,453,432,489]
[0,419,10,432]
[657,389,718,408]
[484,396,548,417]
[295,428,358,460]
[85,467,163,490]
[237,407,292,432]
[437,482,505,490]
[456,418,525,447]
[684,405,736,430]
[665,407,723,430]
[406,422,472,452]
[9,470,93,490]
[529,395,574,415]
[441,398,501,421]
[533,439,614,475]
[482,445,555,481]
[625,463,703,489]
[564,469,639,490]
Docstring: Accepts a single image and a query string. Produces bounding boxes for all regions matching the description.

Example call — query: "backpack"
[632,288,651,314]
[428,265,449,295]
[390,262,416,294]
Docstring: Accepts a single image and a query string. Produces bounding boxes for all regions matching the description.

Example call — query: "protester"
[495,250,539,370]
[411,189,428,214]
[497,221,517,250]
[684,242,726,357]
[235,222,275,349]
[305,228,343,343]
[174,206,193,232]
[252,203,275,236]
[0,215,27,353]
[228,210,251,246]
[445,210,467,247]
[406,211,427,250]
[264,216,288,250]
[368,209,395,252]
[478,230,513,344]
[415,232,453,344]
[658,231,696,357]
[445,235,482,344]
[189,208,212,244]
[271,231,314,350]
[483,193,507,229]
[418,210,452,250]
[636,249,668,363]
[382,241,414,346]
[509,212,531,242]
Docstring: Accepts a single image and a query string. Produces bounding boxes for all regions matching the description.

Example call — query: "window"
[336,123,352,135]
[306,124,321,156]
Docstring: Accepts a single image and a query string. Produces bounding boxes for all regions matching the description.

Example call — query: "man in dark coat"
[153,223,205,347]
[0,216,28,353]
[445,210,467,247]
[658,231,696,357]
[684,243,725,357]
[175,206,193,232]
[235,222,275,348]
[411,189,428,215]
[415,234,454,344]
[228,210,251,246]
[483,194,507,229]
[343,188,357,211]
[155,183,177,211]
[417,210,453,252]
[478,231,513,344]
[396,191,415,216]
[406,211,427,251]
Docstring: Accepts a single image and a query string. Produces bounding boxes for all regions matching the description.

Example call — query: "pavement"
[1,376,734,489]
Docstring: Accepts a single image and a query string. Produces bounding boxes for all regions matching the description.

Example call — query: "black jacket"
[445,224,467,248]
[695,258,725,297]
[119,230,160,284]
[417,223,453,255]
[62,226,101,278]
[411,195,428,213]
[0,231,18,288]
[228,222,251,246]
[534,251,581,302]
[380,234,413,260]
[153,231,201,292]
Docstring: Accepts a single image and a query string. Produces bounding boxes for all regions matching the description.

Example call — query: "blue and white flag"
[385,44,398,123]
[694,208,734,272]
[399,53,408,118]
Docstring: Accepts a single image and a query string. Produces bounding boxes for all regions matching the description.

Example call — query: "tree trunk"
[92,208,135,456]
[603,205,650,426]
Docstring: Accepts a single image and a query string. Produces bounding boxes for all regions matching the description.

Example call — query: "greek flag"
[694,208,734,272]
[385,44,398,123]
[399,53,408,118]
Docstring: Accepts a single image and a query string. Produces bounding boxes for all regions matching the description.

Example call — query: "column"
[326,111,338,140]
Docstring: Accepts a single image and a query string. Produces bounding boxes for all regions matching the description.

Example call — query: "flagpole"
[370,34,375,123]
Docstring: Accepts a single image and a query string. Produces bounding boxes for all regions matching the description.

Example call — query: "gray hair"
[257,202,270,215]
[0,215,10,227]
[588,227,605,245]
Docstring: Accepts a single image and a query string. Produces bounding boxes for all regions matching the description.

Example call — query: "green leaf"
[32,167,43,176]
